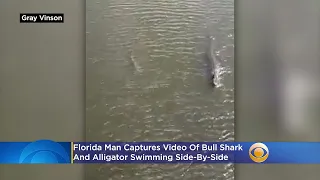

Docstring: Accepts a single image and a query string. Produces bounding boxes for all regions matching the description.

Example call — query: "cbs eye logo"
[19,140,70,164]
[249,143,269,163]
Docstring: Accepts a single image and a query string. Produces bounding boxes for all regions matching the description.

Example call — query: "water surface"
[86,0,234,179]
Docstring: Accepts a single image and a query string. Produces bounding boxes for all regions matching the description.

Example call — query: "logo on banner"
[249,142,269,163]
[19,140,70,164]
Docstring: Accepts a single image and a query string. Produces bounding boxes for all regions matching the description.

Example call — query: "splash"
[213,64,224,88]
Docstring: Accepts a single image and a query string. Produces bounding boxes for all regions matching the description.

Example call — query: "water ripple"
[87,0,234,179]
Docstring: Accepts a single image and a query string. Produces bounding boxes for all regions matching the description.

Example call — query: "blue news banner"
[0,140,320,164]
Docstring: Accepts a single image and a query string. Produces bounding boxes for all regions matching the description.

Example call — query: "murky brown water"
[86,0,234,179]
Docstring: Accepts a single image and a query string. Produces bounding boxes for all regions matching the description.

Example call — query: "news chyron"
[20,13,64,23]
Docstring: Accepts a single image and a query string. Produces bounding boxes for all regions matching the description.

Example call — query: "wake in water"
[205,36,224,88]
[129,49,143,73]
[213,64,224,88]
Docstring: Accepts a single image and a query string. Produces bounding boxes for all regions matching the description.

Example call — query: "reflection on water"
[86,0,234,179]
